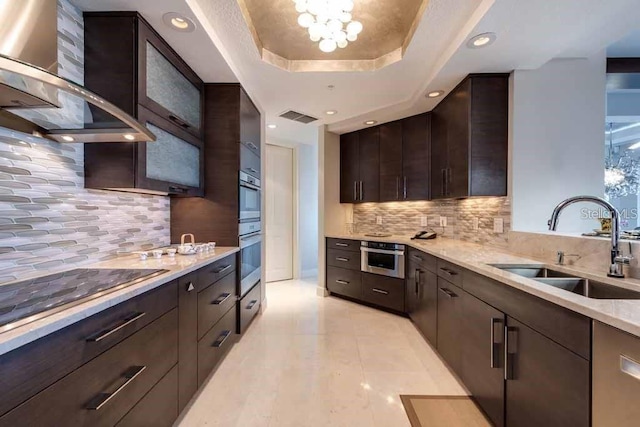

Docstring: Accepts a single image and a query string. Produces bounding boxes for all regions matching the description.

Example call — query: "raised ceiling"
[237,0,429,71]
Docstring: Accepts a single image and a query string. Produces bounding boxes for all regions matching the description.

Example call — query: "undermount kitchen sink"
[489,264,640,300]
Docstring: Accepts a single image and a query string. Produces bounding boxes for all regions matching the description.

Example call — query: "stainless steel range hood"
[0,0,155,143]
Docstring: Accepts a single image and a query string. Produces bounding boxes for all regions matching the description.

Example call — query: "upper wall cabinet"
[240,90,261,158]
[431,74,509,199]
[340,127,380,203]
[83,12,205,196]
[379,113,431,202]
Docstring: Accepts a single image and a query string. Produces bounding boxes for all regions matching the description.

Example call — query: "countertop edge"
[0,247,240,356]
[327,234,640,338]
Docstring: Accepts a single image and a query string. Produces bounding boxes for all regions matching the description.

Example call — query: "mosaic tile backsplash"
[0,1,171,284]
[352,197,511,247]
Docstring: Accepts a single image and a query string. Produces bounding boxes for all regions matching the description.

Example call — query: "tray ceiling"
[237,0,429,71]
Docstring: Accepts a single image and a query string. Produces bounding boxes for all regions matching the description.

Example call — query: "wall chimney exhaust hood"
[0,0,155,143]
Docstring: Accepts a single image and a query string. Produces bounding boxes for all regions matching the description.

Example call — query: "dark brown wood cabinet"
[339,128,379,203]
[505,317,590,427]
[431,74,509,199]
[177,273,198,413]
[379,120,404,201]
[406,249,438,345]
[436,277,463,374]
[401,113,431,201]
[361,272,405,312]
[461,291,506,427]
[84,12,205,197]
[240,89,261,157]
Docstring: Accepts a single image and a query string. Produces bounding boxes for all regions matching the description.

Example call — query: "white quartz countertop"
[0,247,239,356]
[328,233,640,338]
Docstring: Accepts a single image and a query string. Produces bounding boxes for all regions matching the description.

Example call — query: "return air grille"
[279,110,318,124]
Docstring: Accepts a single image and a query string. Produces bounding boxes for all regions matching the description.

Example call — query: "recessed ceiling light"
[629,141,640,150]
[61,135,74,142]
[325,110,337,115]
[364,120,377,125]
[123,134,135,141]
[467,32,496,49]
[163,13,196,33]
[268,124,277,129]
[427,90,444,98]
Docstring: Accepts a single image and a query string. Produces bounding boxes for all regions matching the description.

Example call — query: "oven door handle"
[240,181,261,191]
[360,247,405,256]
[240,232,262,247]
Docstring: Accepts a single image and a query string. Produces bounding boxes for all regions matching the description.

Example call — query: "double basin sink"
[490,265,640,300]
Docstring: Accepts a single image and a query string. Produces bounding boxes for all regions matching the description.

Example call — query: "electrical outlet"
[493,218,504,233]
[420,215,428,227]
[376,216,383,225]
[472,217,479,231]
[439,216,447,227]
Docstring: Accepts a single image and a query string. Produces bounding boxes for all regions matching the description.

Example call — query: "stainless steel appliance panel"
[360,241,405,279]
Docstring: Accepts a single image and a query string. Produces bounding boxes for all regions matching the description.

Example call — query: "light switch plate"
[439,216,447,227]
[472,217,479,231]
[376,216,383,225]
[493,218,504,233]
[421,215,428,227]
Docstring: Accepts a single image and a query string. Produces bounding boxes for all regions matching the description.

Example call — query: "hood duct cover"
[0,0,155,143]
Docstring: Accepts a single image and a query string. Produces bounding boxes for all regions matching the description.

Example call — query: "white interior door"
[266,144,294,282]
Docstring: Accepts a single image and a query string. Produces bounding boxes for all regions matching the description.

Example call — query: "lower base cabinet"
[436,278,463,374]
[327,266,362,300]
[198,305,237,386]
[505,317,590,427]
[361,273,405,312]
[238,281,261,334]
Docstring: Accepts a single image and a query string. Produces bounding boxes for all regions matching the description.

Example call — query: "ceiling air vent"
[279,110,318,124]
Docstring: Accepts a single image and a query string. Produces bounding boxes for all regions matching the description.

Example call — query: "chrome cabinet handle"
[415,269,420,294]
[247,141,258,151]
[354,181,358,201]
[213,330,231,348]
[441,169,446,196]
[169,185,188,194]
[372,288,389,295]
[86,312,146,342]
[447,168,452,196]
[335,242,348,247]
[86,366,146,410]
[336,257,349,262]
[359,181,364,201]
[504,326,517,380]
[336,279,349,285]
[403,176,407,199]
[440,267,458,276]
[439,288,457,298]
[490,318,503,369]
[396,176,400,200]
[214,264,232,274]
[620,355,640,381]
[246,299,258,310]
[169,114,190,129]
[212,292,231,305]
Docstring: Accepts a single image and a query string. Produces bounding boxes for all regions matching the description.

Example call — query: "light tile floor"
[177,278,467,427]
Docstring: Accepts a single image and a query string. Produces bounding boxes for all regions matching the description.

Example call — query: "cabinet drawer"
[361,272,405,312]
[408,248,437,273]
[463,270,591,359]
[198,272,237,340]
[116,365,178,427]
[238,282,261,334]
[437,259,464,287]
[0,309,178,427]
[0,281,177,417]
[326,238,360,253]
[197,254,237,291]
[327,248,361,271]
[240,143,261,179]
[197,306,237,386]
[327,267,362,300]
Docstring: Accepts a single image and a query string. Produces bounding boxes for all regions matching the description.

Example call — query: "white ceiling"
[608,29,640,58]
[72,0,238,83]
[77,0,640,145]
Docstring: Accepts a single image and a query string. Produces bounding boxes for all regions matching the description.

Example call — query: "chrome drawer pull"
[412,255,424,261]
[336,257,349,262]
[86,365,146,410]
[621,355,640,381]
[213,330,231,348]
[490,318,503,369]
[213,264,232,274]
[246,299,258,310]
[86,312,146,342]
[372,288,389,295]
[212,293,231,305]
[439,288,457,298]
[440,267,457,276]
[336,280,350,285]
[504,326,518,380]
[335,242,349,247]
[247,141,258,151]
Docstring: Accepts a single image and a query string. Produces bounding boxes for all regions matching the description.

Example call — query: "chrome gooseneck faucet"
[548,195,631,278]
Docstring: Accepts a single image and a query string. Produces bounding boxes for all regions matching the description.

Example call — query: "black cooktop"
[0,268,167,331]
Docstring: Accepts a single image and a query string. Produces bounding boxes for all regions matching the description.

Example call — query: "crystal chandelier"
[605,123,640,199]
[294,0,363,53]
